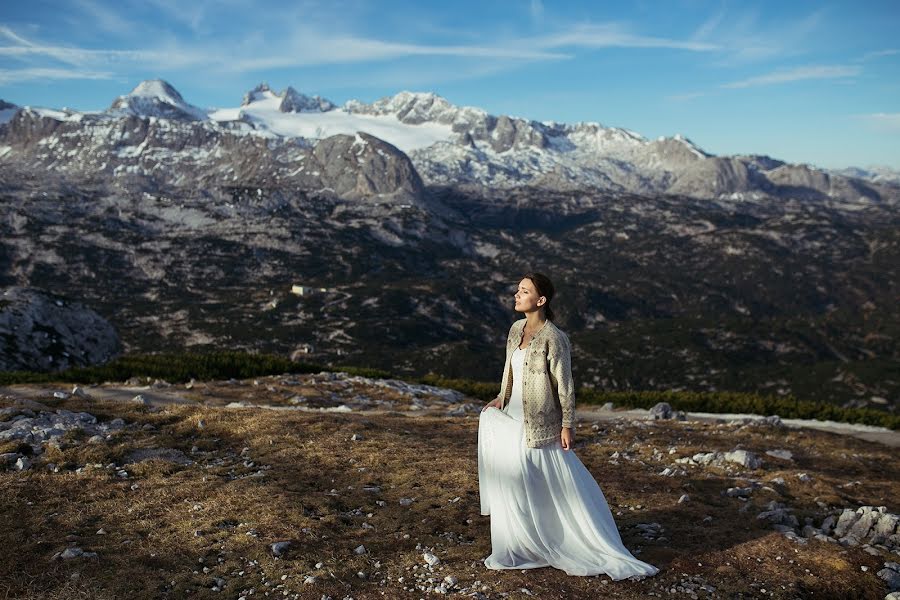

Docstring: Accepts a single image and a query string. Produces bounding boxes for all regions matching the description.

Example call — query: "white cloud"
[722,65,860,89]
[536,23,718,52]
[529,0,544,24]
[665,91,706,102]
[694,7,826,65]
[72,0,137,35]
[858,48,899,62]
[855,112,900,133]
[0,67,114,85]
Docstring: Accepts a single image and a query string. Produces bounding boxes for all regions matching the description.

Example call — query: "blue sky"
[1,0,898,169]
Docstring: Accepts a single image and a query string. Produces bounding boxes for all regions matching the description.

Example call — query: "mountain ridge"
[1,79,895,207]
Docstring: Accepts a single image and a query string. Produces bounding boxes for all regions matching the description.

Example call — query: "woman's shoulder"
[546,320,571,344]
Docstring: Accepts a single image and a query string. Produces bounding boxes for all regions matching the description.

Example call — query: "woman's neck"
[524,310,547,332]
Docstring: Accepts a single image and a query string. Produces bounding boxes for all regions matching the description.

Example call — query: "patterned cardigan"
[493,317,577,448]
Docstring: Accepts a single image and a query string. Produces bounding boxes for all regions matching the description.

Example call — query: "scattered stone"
[797,472,812,482]
[879,562,900,591]
[723,449,762,469]
[765,449,793,461]
[399,498,414,507]
[351,434,363,441]
[131,395,148,404]
[649,402,673,419]
[678,494,690,504]
[423,552,440,566]
[270,541,291,557]
[71,386,90,398]
[601,402,614,411]
[59,547,98,560]
[304,576,317,584]
[14,457,31,471]
[353,545,366,555]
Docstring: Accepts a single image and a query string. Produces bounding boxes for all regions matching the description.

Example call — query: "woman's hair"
[522,272,556,321]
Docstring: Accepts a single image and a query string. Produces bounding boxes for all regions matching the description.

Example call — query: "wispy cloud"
[722,65,860,89]
[72,0,137,35]
[0,67,114,85]
[228,37,569,71]
[529,0,544,24]
[691,7,826,65]
[665,91,707,102]
[536,23,718,51]
[854,112,900,133]
[858,48,899,62]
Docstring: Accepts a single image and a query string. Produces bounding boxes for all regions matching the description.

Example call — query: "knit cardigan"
[493,317,576,448]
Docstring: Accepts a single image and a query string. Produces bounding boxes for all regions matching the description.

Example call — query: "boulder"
[0,287,120,372]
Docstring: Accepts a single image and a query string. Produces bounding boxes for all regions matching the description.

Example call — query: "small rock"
[304,576,317,584]
[271,541,291,557]
[765,449,793,461]
[15,457,32,471]
[423,552,440,566]
[723,449,762,469]
[797,472,812,482]
[678,494,690,504]
[600,402,614,411]
[353,545,366,555]
[351,433,363,441]
[71,386,90,398]
[649,402,672,419]
[399,498,414,507]
[131,395,147,404]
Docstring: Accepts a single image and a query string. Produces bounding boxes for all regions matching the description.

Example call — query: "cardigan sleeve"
[548,331,576,428]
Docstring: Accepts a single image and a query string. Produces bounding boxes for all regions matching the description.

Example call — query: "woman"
[477,272,660,580]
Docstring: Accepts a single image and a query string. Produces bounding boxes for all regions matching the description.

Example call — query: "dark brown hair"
[522,272,555,321]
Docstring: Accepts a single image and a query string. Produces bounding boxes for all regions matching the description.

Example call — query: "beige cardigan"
[494,317,576,448]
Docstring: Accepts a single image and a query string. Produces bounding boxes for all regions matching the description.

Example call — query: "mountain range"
[1,79,898,204]
[0,79,898,412]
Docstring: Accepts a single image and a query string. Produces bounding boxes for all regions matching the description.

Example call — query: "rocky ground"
[1,374,899,599]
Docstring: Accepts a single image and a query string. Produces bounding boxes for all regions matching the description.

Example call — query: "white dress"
[477,346,660,579]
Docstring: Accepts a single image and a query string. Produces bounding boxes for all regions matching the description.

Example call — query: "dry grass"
[0,380,897,600]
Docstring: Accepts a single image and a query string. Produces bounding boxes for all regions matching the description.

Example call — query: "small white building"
[291,285,329,296]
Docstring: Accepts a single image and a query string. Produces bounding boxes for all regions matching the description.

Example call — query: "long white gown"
[477,346,660,579]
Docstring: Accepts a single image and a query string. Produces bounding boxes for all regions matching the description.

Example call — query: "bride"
[477,272,660,580]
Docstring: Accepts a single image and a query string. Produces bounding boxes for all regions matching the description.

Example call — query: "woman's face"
[514,278,543,313]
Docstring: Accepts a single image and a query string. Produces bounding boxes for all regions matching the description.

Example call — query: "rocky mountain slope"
[0,80,897,412]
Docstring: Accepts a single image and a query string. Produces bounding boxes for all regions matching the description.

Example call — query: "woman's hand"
[561,427,574,451]
[482,397,502,412]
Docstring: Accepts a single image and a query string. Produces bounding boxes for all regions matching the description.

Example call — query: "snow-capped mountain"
[0,79,895,207]
[108,79,208,121]
[830,165,900,187]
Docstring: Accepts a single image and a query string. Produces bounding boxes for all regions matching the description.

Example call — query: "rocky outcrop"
[0,287,120,372]
[309,133,424,203]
